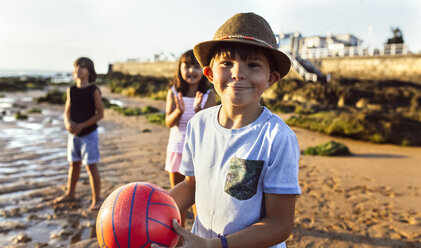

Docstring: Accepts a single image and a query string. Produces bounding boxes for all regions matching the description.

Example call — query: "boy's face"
[204,51,280,108]
[73,65,89,81]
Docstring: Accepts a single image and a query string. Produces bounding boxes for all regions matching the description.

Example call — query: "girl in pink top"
[165,50,215,226]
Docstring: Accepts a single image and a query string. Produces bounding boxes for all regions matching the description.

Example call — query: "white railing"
[300,43,409,59]
[283,52,318,82]
[380,43,409,56]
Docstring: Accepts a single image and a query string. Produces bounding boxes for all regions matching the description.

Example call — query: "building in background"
[277,32,364,57]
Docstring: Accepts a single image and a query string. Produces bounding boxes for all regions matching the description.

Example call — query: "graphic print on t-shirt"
[224,157,264,200]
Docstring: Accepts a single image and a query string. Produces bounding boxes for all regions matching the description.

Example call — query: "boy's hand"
[193,91,203,112]
[66,121,82,135]
[65,120,78,134]
[174,92,185,113]
[70,123,83,135]
[151,219,213,248]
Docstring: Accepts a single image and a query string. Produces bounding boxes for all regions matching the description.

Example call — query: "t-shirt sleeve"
[263,130,301,195]
[178,121,195,177]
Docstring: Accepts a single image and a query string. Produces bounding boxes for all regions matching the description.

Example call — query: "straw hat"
[193,12,291,78]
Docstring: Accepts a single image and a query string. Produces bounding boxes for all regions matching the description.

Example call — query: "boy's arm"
[225,193,296,248]
[163,193,296,248]
[63,87,73,133]
[169,176,196,213]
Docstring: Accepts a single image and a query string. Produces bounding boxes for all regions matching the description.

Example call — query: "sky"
[1,0,420,73]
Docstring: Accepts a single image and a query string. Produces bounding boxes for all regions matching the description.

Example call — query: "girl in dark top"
[53,57,103,211]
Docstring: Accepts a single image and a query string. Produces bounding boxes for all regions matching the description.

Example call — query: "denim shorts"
[67,129,100,165]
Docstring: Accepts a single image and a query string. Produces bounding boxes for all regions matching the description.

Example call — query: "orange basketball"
[96,182,181,248]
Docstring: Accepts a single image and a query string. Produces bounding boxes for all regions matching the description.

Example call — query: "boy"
[53,57,103,211]
[155,13,301,248]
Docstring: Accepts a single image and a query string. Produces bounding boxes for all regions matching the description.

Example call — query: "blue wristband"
[218,234,228,248]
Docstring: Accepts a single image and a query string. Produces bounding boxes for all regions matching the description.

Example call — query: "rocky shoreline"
[3,74,421,146]
[266,78,421,146]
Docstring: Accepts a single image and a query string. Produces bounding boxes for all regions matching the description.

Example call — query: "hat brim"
[193,39,291,78]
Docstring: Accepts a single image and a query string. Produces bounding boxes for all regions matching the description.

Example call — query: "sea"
[0,69,99,246]
[0,69,73,83]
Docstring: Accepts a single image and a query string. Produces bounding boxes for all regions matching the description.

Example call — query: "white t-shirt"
[179,105,301,248]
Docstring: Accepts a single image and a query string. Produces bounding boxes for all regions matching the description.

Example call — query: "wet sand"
[0,87,420,247]
[289,127,421,247]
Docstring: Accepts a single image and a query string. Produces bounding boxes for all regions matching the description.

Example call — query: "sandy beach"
[0,87,420,247]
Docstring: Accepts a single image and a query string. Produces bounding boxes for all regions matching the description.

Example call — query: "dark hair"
[209,43,277,72]
[171,50,210,96]
[74,57,97,83]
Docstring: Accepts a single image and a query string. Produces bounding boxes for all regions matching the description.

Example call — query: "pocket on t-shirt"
[224,157,264,200]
